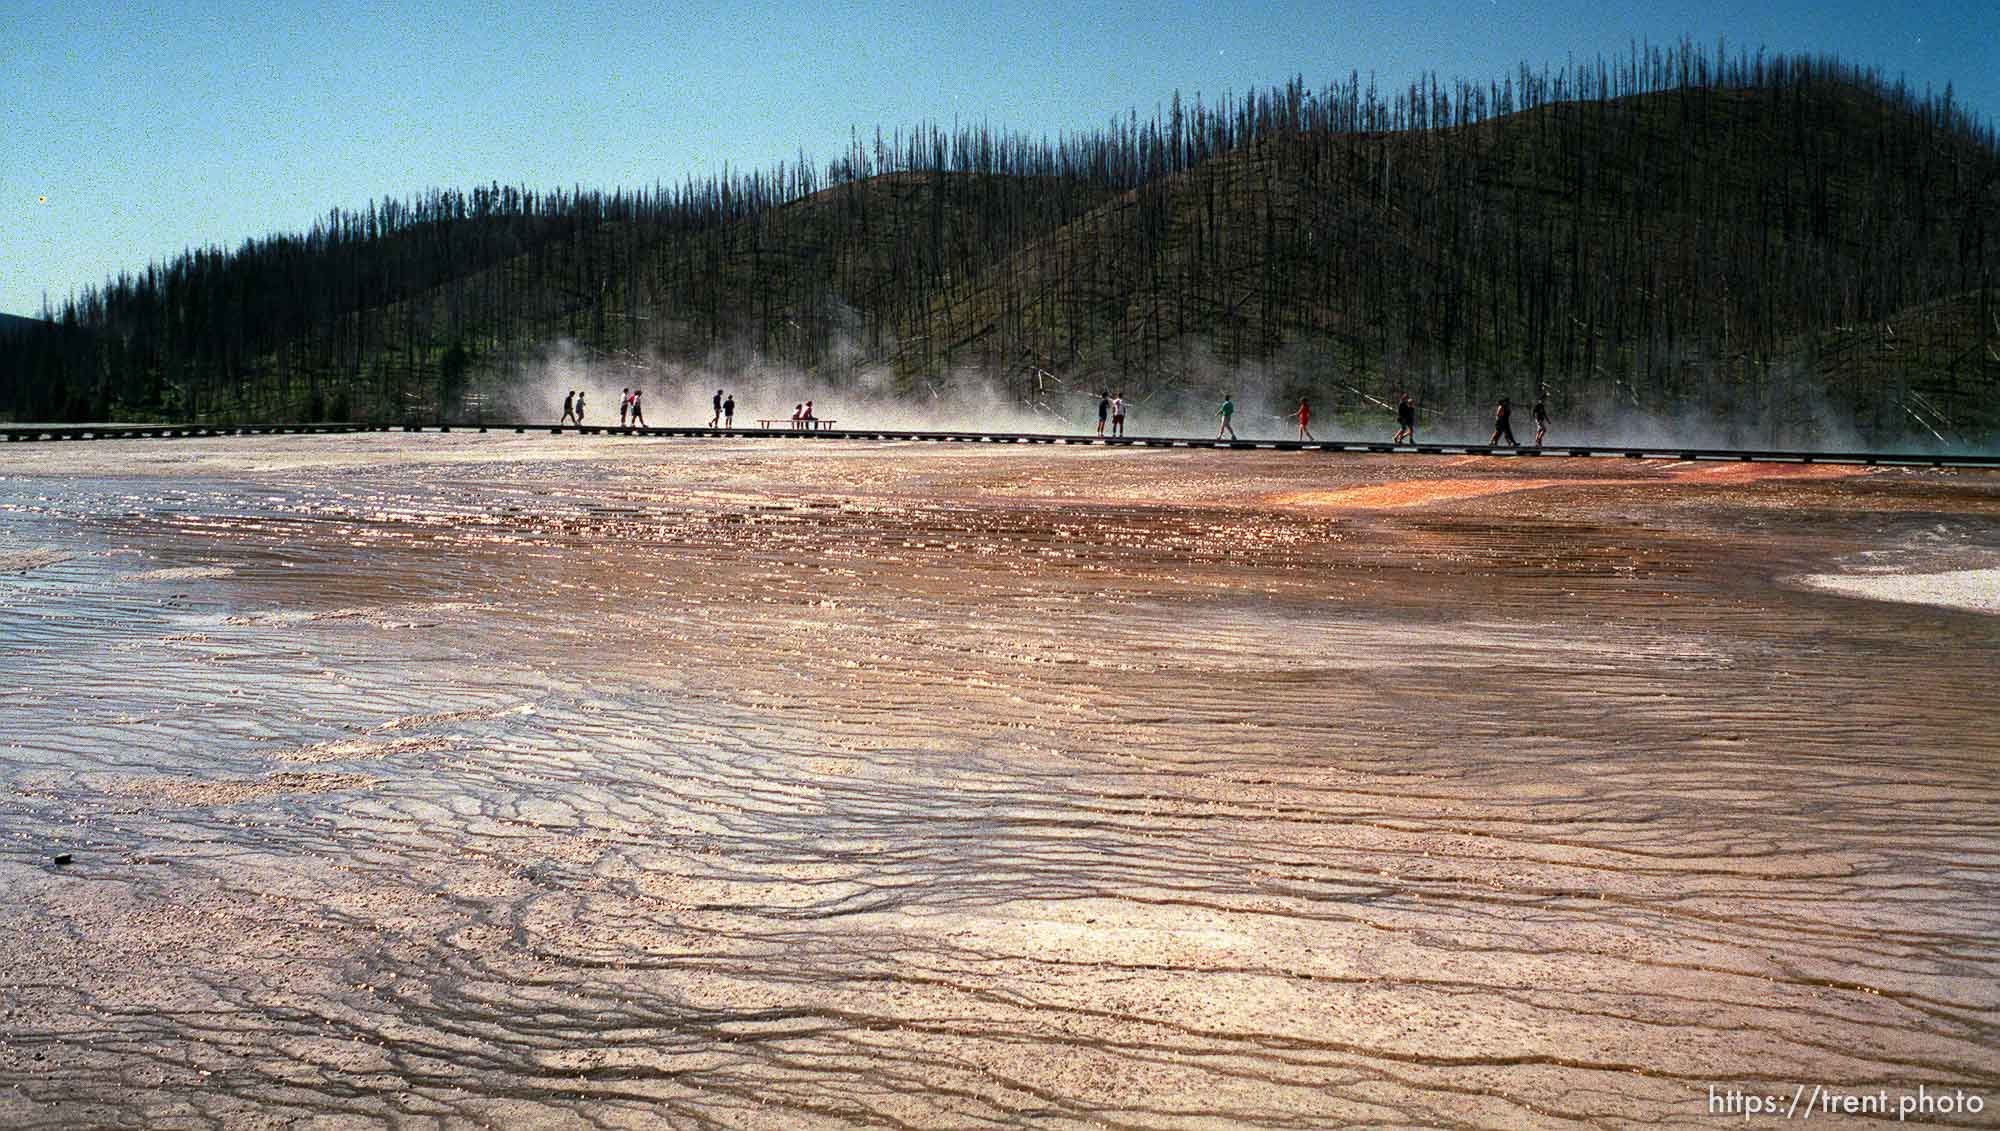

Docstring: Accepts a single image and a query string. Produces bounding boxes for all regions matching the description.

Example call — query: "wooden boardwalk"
[4,420,1997,468]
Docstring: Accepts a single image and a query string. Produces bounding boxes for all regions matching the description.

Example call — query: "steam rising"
[497,338,1980,453]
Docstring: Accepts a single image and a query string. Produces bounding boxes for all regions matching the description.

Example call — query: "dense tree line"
[2,41,1994,443]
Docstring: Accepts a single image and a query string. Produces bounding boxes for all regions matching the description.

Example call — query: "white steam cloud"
[484,336,1986,454]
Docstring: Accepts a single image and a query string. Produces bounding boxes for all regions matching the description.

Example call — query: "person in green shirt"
[1217,395,1237,440]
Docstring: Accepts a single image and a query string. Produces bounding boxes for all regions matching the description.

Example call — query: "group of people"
[708,389,737,428]
[1218,393,1328,442]
[618,388,647,428]
[558,388,655,428]
[555,387,832,430]
[559,384,1550,443]
[1095,392,1128,437]
[1219,390,1549,445]
[1486,395,1551,447]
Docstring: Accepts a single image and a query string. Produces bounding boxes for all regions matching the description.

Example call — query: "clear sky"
[3,0,1993,317]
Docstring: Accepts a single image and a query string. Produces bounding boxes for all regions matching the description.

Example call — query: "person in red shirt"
[1296,397,1315,441]
[1490,397,1517,446]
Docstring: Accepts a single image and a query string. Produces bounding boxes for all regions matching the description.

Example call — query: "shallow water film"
[3,435,1998,1129]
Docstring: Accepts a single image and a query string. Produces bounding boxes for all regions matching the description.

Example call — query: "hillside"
[0,313,45,339]
[2,46,1995,444]
[907,80,1999,442]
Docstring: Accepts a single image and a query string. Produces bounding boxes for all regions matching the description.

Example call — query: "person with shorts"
[723,393,735,427]
[1096,392,1110,436]
[561,390,576,427]
[1490,397,1517,446]
[630,389,646,428]
[1394,393,1416,444]
[1111,393,1125,437]
[1533,396,1549,445]
[1217,395,1237,440]
[1296,396,1315,441]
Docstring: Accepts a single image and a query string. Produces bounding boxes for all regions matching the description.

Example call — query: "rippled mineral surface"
[2,434,1997,1128]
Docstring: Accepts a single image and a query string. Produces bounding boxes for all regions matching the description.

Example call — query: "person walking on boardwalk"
[1490,397,1517,447]
[1394,393,1416,444]
[1216,394,1238,440]
[574,390,586,426]
[710,389,723,428]
[722,393,735,428]
[1295,396,1315,442]
[619,388,631,427]
[1532,395,1549,446]
[1096,392,1110,436]
[1111,393,1126,437]
[561,390,577,427]
[629,389,646,429]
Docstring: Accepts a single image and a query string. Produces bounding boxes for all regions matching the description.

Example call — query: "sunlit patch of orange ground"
[1665,460,1866,482]
[1272,478,1567,509]
[1273,460,1865,509]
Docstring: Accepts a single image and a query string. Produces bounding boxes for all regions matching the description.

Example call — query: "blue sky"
[3,0,1993,317]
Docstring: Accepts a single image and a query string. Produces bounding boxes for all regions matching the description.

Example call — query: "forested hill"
[4,44,1996,445]
[0,313,47,340]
